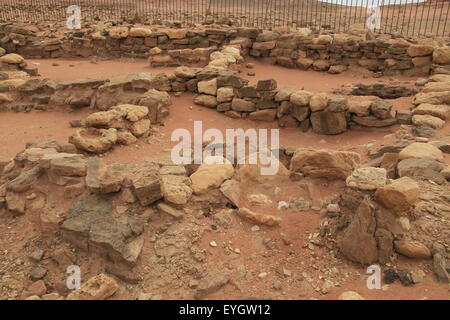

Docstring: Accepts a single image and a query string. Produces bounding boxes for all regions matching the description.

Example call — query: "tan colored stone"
[411,114,445,129]
[290,148,360,180]
[0,53,24,64]
[190,156,234,194]
[394,240,432,259]
[66,274,119,300]
[108,27,129,39]
[374,177,419,215]
[236,208,281,226]
[398,142,443,161]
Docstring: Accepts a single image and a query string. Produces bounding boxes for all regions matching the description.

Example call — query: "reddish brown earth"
[0,59,449,300]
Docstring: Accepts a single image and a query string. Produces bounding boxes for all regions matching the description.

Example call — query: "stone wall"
[1,22,450,76]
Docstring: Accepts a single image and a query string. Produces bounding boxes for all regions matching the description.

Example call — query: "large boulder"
[190,156,234,194]
[374,177,419,215]
[290,148,360,180]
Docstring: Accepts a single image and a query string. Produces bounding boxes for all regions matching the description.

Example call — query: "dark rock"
[384,268,398,284]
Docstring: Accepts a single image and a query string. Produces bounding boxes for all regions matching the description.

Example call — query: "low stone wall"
[1,22,450,76]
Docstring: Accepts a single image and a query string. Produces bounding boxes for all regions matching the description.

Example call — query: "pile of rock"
[329,141,448,279]
[69,104,156,153]
[411,73,450,135]
[349,98,397,127]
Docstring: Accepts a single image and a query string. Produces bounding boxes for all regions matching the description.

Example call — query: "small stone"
[384,268,398,284]
[273,280,282,290]
[251,225,260,232]
[210,241,217,247]
[30,266,47,281]
[29,249,44,262]
[258,272,268,278]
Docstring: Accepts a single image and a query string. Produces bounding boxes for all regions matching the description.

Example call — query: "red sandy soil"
[1,59,449,300]
[2,57,418,162]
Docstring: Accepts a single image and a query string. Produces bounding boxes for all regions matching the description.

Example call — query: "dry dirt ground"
[0,58,449,300]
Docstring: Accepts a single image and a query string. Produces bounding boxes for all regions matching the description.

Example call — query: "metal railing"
[0,0,449,37]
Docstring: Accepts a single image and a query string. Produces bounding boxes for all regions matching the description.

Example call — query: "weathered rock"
[129,27,152,37]
[216,87,234,103]
[194,273,229,299]
[50,156,87,177]
[249,109,277,121]
[397,158,444,182]
[114,104,149,122]
[256,78,277,91]
[338,197,378,265]
[20,280,46,300]
[69,128,117,154]
[234,150,290,183]
[398,142,443,161]
[370,99,393,120]
[231,98,255,112]
[310,111,347,135]
[407,44,434,57]
[309,93,328,112]
[290,148,360,180]
[433,253,450,283]
[66,274,119,300]
[374,177,419,215]
[290,90,312,106]
[132,89,171,123]
[165,29,187,39]
[109,27,129,39]
[345,167,387,191]
[194,94,217,108]
[413,91,450,105]
[338,291,365,300]
[412,104,450,120]
[190,156,234,194]
[0,53,24,64]
[130,118,150,137]
[160,175,192,205]
[219,179,240,207]
[432,46,450,64]
[131,163,161,205]
[156,202,183,219]
[412,114,445,129]
[236,208,281,226]
[394,240,432,259]
[352,115,397,127]
[62,198,145,264]
[198,78,217,95]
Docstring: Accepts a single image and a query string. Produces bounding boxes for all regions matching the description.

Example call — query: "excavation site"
[0,0,449,303]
